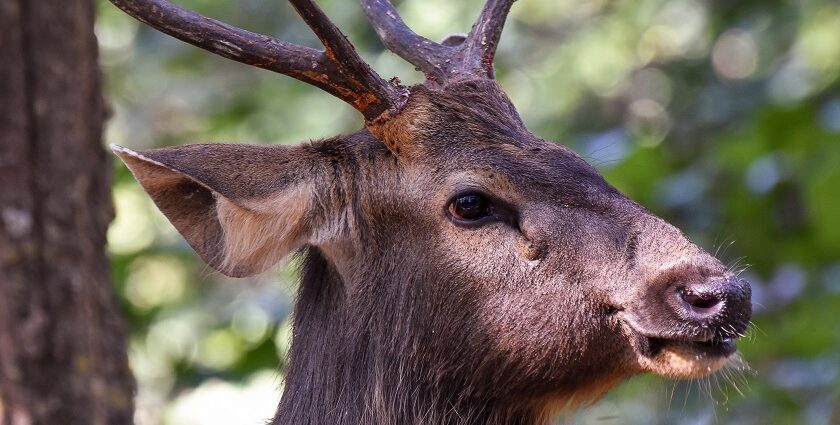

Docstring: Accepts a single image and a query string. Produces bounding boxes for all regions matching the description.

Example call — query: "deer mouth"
[615,310,744,378]
[637,334,737,358]
[617,310,742,360]
[611,270,751,379]
[627,327,739,379]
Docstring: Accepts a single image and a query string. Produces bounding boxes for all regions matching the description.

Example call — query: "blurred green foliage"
[96,0,840,424]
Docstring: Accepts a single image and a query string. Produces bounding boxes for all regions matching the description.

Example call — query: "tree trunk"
[0,0,136,424]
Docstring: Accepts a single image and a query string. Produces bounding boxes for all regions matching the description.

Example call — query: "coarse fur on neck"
[272,248,559,425]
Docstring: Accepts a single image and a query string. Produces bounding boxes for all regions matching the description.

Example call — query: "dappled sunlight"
[712,29,759,82]
[109,184,155,254]
[164,370,280,425]
[126,256,189,309]
[795,5,840,79]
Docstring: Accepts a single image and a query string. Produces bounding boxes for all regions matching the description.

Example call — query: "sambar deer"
[108,0,752,423]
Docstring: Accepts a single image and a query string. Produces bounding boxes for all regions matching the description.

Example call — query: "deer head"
[109,1,752,424]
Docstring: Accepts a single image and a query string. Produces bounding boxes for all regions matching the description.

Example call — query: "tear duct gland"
[109,1,752,424]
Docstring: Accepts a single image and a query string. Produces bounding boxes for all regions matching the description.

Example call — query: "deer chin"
[631,331,736,379]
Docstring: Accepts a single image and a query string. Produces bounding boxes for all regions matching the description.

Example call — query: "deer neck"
[272,247,551,425]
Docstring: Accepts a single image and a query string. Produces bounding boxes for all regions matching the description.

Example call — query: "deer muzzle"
[615,260,752,379]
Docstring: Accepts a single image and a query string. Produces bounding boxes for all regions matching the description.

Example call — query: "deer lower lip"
[640,335,736,358]
[689,337,737,356]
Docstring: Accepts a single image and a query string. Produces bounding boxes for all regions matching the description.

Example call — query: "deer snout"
[621,271,752,379]
[619,265,752,345]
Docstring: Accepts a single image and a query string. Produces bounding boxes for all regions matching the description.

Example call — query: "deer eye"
[449,193,493,222]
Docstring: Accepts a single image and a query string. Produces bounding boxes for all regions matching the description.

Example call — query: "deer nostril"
[682,292,718,309]
[679,289,723,317]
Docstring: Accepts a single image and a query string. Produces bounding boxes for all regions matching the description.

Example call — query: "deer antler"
[461,0,515,79]
[359,0,454,81]
[360,0,514,81]
[109,0,406,121]
[111,0,515,117]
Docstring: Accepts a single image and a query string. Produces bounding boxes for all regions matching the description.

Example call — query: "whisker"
[666,379,678,412]
[748,322,768,338]
[714,238,736,259]
[682,379,693,411]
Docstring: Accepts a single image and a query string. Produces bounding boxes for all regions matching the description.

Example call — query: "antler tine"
[359,0,452,81]
[109,0,404,121]
[287,0,406,118]
[462,0,515,79]
[360,0,514,82]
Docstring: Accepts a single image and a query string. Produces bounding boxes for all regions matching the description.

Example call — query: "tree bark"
[0,0,136,424]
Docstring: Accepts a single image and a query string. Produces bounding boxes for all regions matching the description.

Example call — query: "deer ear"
[112,144,321,277]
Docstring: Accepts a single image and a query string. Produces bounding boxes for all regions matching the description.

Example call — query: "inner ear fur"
[112,143,322,277]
